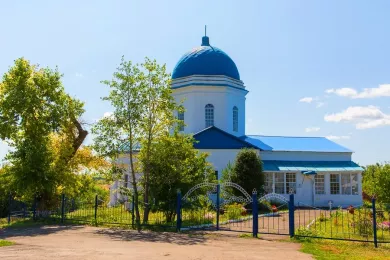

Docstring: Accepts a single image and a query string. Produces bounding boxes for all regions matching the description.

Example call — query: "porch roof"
[262,160,363,172]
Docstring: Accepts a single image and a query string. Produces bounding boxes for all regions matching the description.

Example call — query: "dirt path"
[0,225,312,260]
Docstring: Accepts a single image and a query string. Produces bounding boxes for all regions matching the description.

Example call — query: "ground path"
[0,225,312,260]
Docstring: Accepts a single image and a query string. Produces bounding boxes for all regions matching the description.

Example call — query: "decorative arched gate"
[177,180,293,236]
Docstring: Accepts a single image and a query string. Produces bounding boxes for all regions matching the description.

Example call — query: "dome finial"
[201,25,210,46]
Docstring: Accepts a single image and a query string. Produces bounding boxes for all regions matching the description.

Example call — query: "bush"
[224,203,246,220]
[295,228,318,241]
[230,149,264,196]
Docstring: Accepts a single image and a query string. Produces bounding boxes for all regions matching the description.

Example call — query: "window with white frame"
[178,111,184,131]
[315,174,325,194]
[286,173,296,194]
[330,174,340,194]
[233,106,238,132]
[351,173,358,195]
[341,174,352,195]
[274,172,285,194]
[342,173,359,195]
[205,104,214,128]
[329,173,359,195]
[264,173,273,194]
[264,172,297,194]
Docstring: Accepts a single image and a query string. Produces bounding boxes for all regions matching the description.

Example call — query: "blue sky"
[1,0,390,165]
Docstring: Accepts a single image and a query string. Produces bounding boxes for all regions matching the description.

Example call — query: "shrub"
[224,203,246,220]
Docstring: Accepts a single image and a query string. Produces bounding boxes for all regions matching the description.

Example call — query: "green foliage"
[146,132,214,222]
[363,163,390,204]
[0,240,14,247]
[0,58,93,205]
[224,203,245,220]
[295,227,318,241]
[92,56,187,227]
[230,148,264,195]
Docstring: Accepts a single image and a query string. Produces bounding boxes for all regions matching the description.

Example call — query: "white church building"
[110,33,363,208]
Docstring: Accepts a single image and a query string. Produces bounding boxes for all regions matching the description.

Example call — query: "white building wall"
[199,149,246,179]
[172,85,247,137]
[260,151,352,161]
[263,171,363,207]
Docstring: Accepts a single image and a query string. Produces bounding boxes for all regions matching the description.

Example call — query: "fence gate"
[177,181,295,236]
[257,193,291,235]
[178,181,254,233]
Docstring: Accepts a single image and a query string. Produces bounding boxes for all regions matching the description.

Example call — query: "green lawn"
[293,208,390,259]
[298,239,390,260]
[0,240,14,247]
[298,209,390,242]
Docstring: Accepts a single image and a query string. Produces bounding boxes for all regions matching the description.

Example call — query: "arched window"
[233,106,238,132]
[178,111,184,131]
[205,104,214,128]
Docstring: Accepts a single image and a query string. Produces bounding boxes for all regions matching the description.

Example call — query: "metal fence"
[1,193,389,248]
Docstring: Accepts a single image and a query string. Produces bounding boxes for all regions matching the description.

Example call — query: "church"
[111,33,363,208]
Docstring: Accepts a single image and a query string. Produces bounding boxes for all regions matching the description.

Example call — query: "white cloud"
[356,118,390,129]
[299,97,314,103]
[324,106,390,129]
[324,106,385,123]
[75,72,84,78]
[316,102,325,108]
[326,88,357,97]
[103,112,113,118]
[305,127,320,133]
[326,135,351,140]
[326,84,390,99]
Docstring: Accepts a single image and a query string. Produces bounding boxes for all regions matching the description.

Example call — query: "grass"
[238,233,260,239]
[292,207,390,259]
[297,239,390,260]
[0,240,14,247]
[297,208,390,242]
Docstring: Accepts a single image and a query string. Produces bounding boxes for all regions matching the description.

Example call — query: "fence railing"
[1,193,389,248]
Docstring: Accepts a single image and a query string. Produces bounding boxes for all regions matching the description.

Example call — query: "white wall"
[199,149,247,179]
[172,83,247,137]
[264,171,363,207]
[260,151,352,161]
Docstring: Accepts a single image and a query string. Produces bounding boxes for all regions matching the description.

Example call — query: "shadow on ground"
[94,228,209,245]
[0,225,84,239]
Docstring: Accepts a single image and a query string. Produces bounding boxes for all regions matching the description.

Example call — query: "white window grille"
[315,175,325,194]
[330,174,340,194]
[233,106,238,132]
[205,104,214,128]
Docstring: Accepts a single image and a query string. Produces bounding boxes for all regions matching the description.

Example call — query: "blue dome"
[172,36,240,80]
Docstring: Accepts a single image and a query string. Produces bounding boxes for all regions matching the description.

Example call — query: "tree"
[143,131,213,222]
[363,163,390,204]
[92,57,178,228]
[137,58,178,223]
[0,58,88,203]
[230,149,264,196]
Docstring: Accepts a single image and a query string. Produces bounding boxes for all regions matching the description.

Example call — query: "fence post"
[7,192,11,225]
[289,194,295,238]
[131,195,135,229]
[176,190,182,232]
[33,196,37,221]
[94,194,98,225]
[216,184,220,231]
[372,198,378,248]
[61,194,65,224]
[252,191,258,237]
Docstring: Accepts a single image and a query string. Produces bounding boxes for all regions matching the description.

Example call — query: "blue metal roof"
[172,36,240,80]
[241,135,352,153]
[193,126,255,149]
[262,161,363,172]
